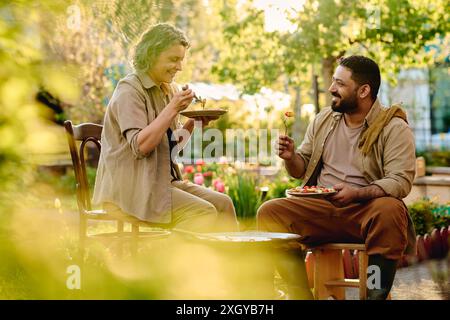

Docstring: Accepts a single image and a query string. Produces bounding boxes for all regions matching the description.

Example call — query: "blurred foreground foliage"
[0,1,236,300]
[0,0,78,299]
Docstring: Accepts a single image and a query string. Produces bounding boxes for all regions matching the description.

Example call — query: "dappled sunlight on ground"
[391,259,450,300]
[344,258,450,300]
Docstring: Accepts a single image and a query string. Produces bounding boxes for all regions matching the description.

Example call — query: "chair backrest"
[64,120,102,214]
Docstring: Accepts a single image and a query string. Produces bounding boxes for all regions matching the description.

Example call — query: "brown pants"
[257,196,408,260]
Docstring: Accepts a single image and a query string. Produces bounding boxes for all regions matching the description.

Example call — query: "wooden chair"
[64,120,170,262]
[310,243,392,300]
[311,243,368,300]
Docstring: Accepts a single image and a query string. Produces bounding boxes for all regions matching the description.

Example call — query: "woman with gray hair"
[93,23,238,232]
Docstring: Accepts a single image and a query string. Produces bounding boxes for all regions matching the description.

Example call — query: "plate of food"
[286,186,337,197]
[180,86,227,119]
[180,109,227,118]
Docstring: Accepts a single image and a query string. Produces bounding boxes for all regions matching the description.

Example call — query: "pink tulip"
[215,181,225,193]
[194,173,204,185]
[184,165,194,173]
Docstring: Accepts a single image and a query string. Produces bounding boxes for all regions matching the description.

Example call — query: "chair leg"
[117,221,124,233]
[131,223,139,259]
[78,215,87,265]
[359,251,369,300]
[116,221,124,259]
[313,249,345,300]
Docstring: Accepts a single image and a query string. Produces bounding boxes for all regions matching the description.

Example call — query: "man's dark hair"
[338,55,381,100]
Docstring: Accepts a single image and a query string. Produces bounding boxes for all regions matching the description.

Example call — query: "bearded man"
[257,55,416,300]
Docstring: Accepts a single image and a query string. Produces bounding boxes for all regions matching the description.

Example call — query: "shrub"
[416,150,450,167]
[407,198,436,235]
[266,176,301,200]
[431,204,450,230]
[408,198,450,235]
[36,166,97,195]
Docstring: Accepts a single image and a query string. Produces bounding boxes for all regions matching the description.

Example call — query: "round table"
[172,230,302,299]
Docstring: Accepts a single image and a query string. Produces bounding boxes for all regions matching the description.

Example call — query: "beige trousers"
[171,180,239,232]
[103,180,239,233]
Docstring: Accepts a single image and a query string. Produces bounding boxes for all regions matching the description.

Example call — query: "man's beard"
[331,91,358,113]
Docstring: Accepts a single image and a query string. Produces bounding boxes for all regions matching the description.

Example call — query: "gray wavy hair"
[131,23,190,73]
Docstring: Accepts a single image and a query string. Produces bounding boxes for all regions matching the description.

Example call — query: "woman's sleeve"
[111,82,152,159]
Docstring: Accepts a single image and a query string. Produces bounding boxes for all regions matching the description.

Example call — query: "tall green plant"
[224,172,262,220]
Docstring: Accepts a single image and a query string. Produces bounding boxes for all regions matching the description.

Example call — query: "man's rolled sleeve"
[371,122,416,199]
[112,82,152,159]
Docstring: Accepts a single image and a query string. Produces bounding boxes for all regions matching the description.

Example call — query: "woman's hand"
[168,88,194,113]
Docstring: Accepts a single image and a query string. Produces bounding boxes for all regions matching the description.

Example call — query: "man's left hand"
[327,183,359,207]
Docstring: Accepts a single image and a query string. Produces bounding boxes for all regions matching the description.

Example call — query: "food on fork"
[195,96,206,109]
[182,84,206,109]
[180,84,226,118]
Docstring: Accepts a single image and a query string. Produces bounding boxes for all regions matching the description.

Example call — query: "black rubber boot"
[367,254,398,300]
[275,248,314,300]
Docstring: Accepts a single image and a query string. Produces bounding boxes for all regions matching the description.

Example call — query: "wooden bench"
[309,243,394,300]
[310,243,369,300]
[405,175,450,205]
[406,158,450,205]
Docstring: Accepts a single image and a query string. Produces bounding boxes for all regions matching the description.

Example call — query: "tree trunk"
[322,56,336,107]
[312,74,320,114]
[293,85,302,140]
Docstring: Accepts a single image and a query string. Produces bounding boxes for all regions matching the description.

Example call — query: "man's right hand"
[277,135,295,160]
[168,88,194,113]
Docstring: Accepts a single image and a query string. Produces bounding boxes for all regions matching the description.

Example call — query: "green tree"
[213,0,449,108]
[41,0,226,123]
[213,3,285,94]
[107,0,225,83]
